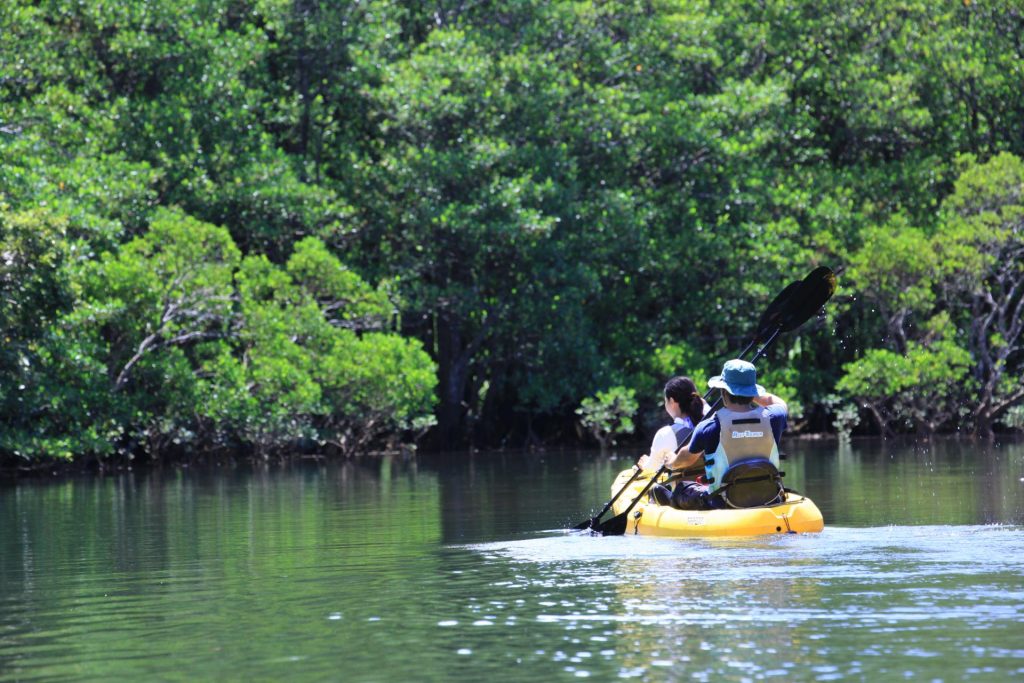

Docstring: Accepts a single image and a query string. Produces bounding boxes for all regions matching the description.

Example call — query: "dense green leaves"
[840,153,1024,436]
[0,209,436,462]
[576,386,638,449]
[837,339,974,435]
[1,0,1023,465]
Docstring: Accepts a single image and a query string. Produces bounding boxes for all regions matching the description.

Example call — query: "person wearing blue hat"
[654,359,789,510]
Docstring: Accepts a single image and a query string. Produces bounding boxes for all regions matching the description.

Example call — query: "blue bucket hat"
[707,359,765,397]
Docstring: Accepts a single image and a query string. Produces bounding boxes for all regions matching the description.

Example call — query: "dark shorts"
[671,481,724,510]
[650,481,723,511]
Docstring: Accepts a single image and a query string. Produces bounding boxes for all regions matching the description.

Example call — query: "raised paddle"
[732,280,802,361]
[779,266,836,332]
[590,266,836,536]
[729,266,837,377]
[744,266,837,360]
[736,267,834,359]
[666,268,834,433]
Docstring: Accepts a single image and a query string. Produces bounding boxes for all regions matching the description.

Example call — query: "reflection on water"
[805,437,1024,527]
[0,437,1022,681]
[465,525,1024,680]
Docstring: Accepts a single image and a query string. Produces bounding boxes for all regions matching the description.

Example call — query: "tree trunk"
[865,402,891,437]
[433,308,493,449]
[436,314,469,449]
[973,410,995,440]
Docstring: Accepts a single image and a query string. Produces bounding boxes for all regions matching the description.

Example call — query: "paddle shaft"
[574,466,643,530]
[613,464,669,528]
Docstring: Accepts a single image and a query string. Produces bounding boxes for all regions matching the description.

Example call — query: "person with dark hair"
[637,376,710,471]
[660,359,789,510]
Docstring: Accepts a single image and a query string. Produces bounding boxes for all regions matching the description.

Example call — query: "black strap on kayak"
[661,463,705,485]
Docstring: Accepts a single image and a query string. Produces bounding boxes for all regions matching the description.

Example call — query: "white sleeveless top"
[644,400,711,469]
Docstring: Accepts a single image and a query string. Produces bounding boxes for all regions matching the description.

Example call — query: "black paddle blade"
[755,280,801,340]
[780,266,836,332]
[569,466,644,532]
[593,511,628,536]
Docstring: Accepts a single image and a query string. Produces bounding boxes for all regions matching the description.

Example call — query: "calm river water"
[1,437,1022,682]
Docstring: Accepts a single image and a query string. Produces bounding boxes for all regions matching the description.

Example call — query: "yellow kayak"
[609,468,825,537]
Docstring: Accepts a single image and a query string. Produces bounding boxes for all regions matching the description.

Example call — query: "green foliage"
[837,340,974,435]
[576,386,638,448]
[846,214,941,349]
[842,151,1024,436]
[0,209,436,462]
[934,152,1024,434]
[647,343,711,392]
[822,394,861,442]
[999,406,1024,432]
[0,206,76,459]
[3,0,1024,463]
[0,206,72,338]
[286,237,392,329]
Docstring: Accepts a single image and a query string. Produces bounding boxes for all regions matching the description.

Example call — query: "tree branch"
[114,332,162,391]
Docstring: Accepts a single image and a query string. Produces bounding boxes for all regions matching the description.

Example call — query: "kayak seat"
[717,458,785,509]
